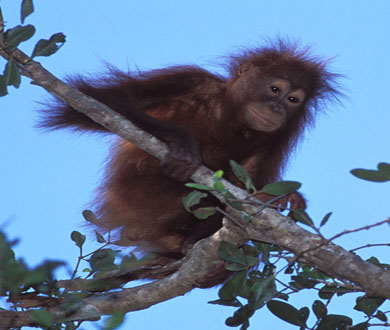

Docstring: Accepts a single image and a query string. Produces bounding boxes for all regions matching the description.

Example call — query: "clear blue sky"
[1,1,390,329]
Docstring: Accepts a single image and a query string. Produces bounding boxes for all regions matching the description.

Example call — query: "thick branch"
[4,209,390,328]
[245,209,390,297]
[0,219,246,328]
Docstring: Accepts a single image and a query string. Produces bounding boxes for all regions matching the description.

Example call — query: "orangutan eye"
[271,86,281,94]
[288,96,300,104]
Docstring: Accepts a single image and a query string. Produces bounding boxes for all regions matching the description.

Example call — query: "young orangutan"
[40,40,339,276]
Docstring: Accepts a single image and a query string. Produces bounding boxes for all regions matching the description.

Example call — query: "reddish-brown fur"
[40,40,340,259]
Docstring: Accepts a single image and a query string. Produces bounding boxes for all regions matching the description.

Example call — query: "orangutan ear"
[237,62,253,76]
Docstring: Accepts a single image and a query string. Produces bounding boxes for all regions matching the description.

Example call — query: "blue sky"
[1,0,390,329]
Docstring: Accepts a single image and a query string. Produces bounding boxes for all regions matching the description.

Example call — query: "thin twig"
[286,218,390,272]
[350,243,390,252]
[215,206,247,230]
[329,218,390,242]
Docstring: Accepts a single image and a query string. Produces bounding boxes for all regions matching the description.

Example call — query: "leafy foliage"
[0,231,63,298]
[181,161,390,328]
[210,242,278,328]
[0,227,139,328]
[0,0,65,96]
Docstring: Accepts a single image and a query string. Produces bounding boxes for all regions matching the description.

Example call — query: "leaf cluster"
[0,0,66,96]
[0,231,63,299]
[183,161,304,223]
[208,242,279,329]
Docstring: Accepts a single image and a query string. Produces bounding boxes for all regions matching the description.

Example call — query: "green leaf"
[4,58,21,88]
[21,0,34,24]
[290,271,317,290]
[89,248,118,273]
[242,244,261,266]
[320,212,332,227]
[95,231,106,243]
[103,311,125,330]
[261,181,301,196]
[225,305,254,327]
[119,254,138,271]
[313,300,327,319]
[366,256,380,266]
[192,207,217,220]
[219,242,246,265]
[229,160,256,192]
[3,264,28,295]
[364,257,390,271]
[22,261,63,290]
[224,262,248,271]
[297,266,332,281]
[354,297,385,316]
[4,25,36,50]
[350,322,369,330]
[218,271,247,301]
[182,191,207,212]
[252,242,271,259]
[223,190,245,211]
[86,278,122,291]
[61,291,87,309]
[248,276,276,310]
[23,269,47,286]
[317,314,352,330]
[214,170,224,179]
[30,309,53,328]
[299,307,310,322]
[292,208,313,226]
[318,286,352,299]
[71,231,86,248]
[0,231,16,264]
[350,167,390,182]
[267,300,307,327]
[31,33,66,58]
[82,209,98,223]
[242,244,259,256]
[213,180,225,193]
[374,310,387,322]
[0,75,8,96]
[185,183,214,191]
[64,321,78,330]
